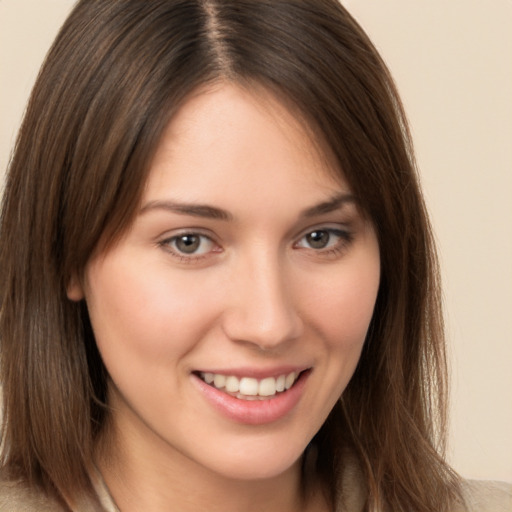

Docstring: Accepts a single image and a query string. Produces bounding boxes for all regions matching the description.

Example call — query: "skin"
[68,83,381,512]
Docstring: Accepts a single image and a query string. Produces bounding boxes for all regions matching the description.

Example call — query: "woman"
[0,1,510,511]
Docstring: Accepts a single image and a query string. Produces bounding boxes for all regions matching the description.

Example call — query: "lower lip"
[192,371,310,425]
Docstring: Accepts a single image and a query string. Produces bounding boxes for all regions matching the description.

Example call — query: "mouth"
[195,370,306,401]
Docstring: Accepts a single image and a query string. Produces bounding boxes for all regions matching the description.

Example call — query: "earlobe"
[66,274,85,301]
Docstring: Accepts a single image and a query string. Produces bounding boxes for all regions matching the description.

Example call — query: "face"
[69,83,380,482]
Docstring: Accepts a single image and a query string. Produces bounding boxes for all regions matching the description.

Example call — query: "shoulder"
[0,478,64,512]
[0,473,113,512]
[458,479,512,512]
[333,458,512,512]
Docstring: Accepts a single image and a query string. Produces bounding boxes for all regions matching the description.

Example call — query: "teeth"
[213,374,226,388]
[285,372,296,390]
[203,372,214,384]
[276,374,285,392]
[225,376,239,392]
[258,377,276,397]
[239,377,258,395]
[199,371,300,398]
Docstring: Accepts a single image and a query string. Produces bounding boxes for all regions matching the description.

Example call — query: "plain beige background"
[1,0,511,482]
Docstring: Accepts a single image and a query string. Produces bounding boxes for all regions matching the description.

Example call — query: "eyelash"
[159,231,219,263]
[293,228,354,258]
[158,226,354,263]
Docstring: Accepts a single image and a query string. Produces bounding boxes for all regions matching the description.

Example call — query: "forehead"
[144,82,347,206]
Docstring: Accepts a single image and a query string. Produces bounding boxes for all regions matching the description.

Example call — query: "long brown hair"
[1,1,461,510]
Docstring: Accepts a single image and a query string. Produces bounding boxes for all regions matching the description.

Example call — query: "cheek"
[84,257,221,366]
[303,259,380,353]
[290,255,380,430]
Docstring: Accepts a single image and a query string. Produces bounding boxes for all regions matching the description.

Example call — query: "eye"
[295,228,352,251]
[161,233,217,256]
[303,230,332,249]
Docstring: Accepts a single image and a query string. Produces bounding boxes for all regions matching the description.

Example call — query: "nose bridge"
[222,245,303,349]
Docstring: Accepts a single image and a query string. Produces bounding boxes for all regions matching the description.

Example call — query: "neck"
[95,416,326,512]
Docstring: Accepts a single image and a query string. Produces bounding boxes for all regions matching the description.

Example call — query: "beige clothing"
[1,475,511,511]
[0,472,116,512]
[460,480,512,512]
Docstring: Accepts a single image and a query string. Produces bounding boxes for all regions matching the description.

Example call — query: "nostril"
[221,306,303,350]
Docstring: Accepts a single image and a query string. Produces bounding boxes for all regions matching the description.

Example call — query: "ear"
[66,273,85,301]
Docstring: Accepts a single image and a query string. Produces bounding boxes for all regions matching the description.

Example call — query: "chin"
[195,441,307,482]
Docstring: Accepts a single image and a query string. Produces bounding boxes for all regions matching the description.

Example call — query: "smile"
[198,371,301,400]
[193,369,311,424]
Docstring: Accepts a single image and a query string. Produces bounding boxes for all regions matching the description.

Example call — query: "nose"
[221,250,304,351]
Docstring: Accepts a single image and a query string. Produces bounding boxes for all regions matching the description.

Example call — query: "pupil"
[307,231,329,249]
[176,235,200,253]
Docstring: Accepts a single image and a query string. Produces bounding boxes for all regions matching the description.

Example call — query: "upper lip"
[192,365,311,380]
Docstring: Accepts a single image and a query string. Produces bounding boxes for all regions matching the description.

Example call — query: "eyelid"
[158,226,219,242]
[293,224,354,254]
[294,222,352,241]
[158,229,222,262]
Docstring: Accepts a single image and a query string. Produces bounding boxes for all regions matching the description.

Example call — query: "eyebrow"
[139,193,355,221]
[299,193,356,218]
[140,200,233,221]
